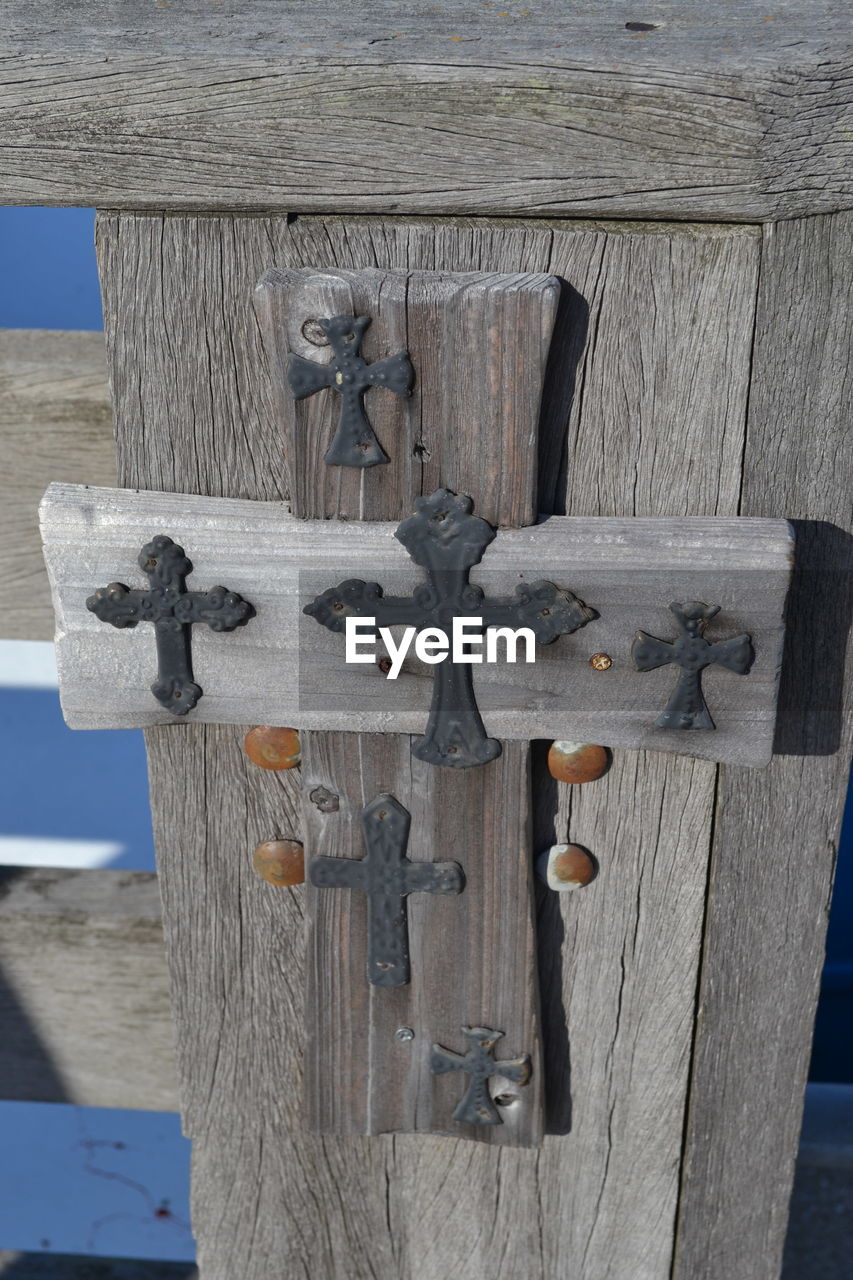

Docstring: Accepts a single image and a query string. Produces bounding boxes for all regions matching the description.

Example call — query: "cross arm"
[478,580,594,642]
[429,1045,468,1075]
[708,634,754,674]
[286,353,336,400]
[632,632,677,670]
[181,586,255,631]
[495,1056,533,1087]
[402,861,465,896]
[86,583,144,629]
[365,351,414,397]
[304,580,422,631]
[309,857,368,893]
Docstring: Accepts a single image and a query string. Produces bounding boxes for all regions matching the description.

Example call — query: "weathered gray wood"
[280,267,558,1144]
[674,211,853,1280]
[256,268,559,525]
[0,1256,197,1279]
[0,329,114,641]
[0,867,177,1111]
[98,211,759,1277]
[42,481,793,766]
[1,2,850,221]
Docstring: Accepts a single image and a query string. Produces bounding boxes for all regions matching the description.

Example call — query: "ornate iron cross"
[309,794,463,987]
[87,535,254,715]
[632,601,754,730]
[430,1027,532,1127]
[305,488,594,767]
[287,314,413,467]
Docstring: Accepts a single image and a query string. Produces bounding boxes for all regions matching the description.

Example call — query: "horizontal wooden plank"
[0,866,177,1111]
[0,2,849,220]
[0,330,115,641]
[41,481,793,764]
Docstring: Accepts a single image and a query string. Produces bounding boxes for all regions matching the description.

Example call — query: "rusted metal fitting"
[536,844,597,892]
[547,741,610,784]
[252,840,305,886]
[244,726,301,771]
[589,652,613,670]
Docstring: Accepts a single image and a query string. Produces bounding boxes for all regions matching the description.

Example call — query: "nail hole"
[413,443,432,461]
[332,602,344,612]
[344,331,355,342]
[301,319,329,346]
[145,558,157,570]
[625,21,657,30]
[377,961,391,970]
[377,656,392,674]
[377,809,387,820]
[494,1093,517,1107]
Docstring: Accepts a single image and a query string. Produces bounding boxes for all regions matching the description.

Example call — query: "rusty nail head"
[547,741,610,785]
[536,844,597,892]
[590,652,613,670]
[252,840,305,886]
[244,726,301,771]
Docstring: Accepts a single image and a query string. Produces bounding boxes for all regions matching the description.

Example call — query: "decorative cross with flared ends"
[304,488,594,768]
[632,601,753,730]
[287,314,413,467]
[86,535,254,715]
[431,1026,531,1127]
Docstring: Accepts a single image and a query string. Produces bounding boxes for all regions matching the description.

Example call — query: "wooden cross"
[632,601,754,730]
[286,314,413,467]
[304,487,593,767]
[43,267,794,1150]
[86,535,254,714]
[309,794,463,987]
[430,1027,531,1127]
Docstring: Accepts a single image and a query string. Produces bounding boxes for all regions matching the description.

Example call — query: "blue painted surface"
[0,689,154,871]
[0,208,103,330]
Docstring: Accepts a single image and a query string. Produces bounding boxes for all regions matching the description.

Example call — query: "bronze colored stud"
[244,726,301,771]
[547,740,609,784]
[536,844,597,892]
[589,652,613,671]
[252,840,305,886]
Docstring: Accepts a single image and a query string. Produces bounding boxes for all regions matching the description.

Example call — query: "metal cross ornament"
[309,794,464,987]
[286,314,413,467]
[632,601,754,730]
[430,1027,532,1127]
[305,488,594,767]
[86,535,254,714]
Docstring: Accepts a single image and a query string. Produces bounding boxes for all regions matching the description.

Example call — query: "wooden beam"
[42,481,793,766]
[96,210,759,1277]
[0,867,177,1112]
[673,211,853,1280]
[0,330,115,642]
[1,2,850,221]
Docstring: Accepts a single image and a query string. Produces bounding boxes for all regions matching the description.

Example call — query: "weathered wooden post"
[5,5,852,1277]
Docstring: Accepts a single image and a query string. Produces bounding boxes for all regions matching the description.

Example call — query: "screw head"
[395,1027,415,1043]
[547,741,610,784]
[590,652,613,671]
[252,840,305,886]
[244,726,301,771]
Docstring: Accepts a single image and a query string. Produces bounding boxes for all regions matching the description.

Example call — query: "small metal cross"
[287,314,413,467]
[632,601,753,730]
[430,1027,531,1127]
[309,794,464,987]
[87,535,254,715]
[305,488,594,768]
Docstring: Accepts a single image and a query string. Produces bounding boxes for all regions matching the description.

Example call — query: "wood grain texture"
[674,212,853,1280]
[255,268,558,524]
[98,211,760,1276]
[283,268,558,1144]
[0,867,176,1111]
[1,3,850,222]
[42,481,793,765]
[0,329,115,641]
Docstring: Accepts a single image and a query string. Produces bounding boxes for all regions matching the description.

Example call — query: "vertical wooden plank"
[256,266,559,1143]
[674,211,853,1280]
[98,212,760,1278]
